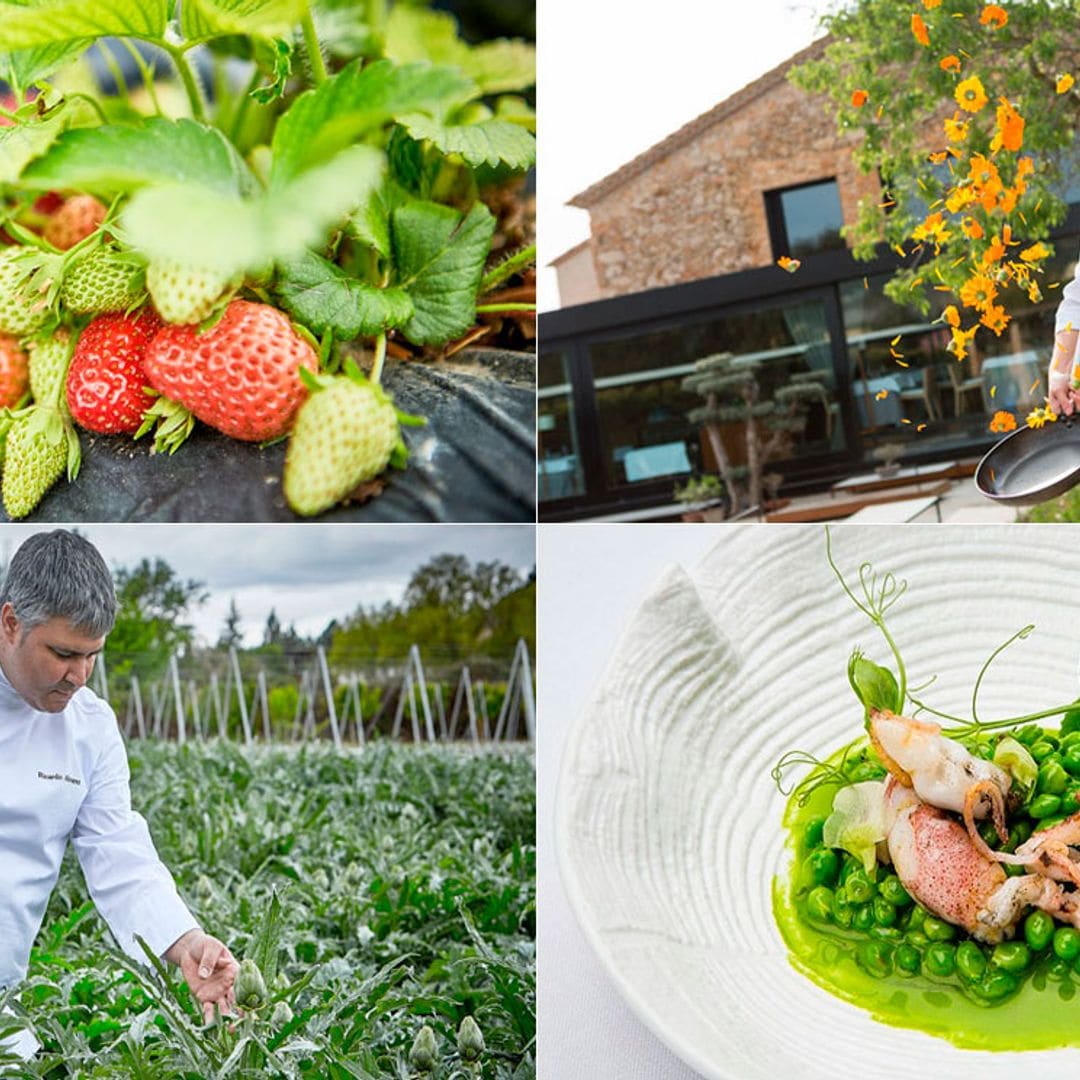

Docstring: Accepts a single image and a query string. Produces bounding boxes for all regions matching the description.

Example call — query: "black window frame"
[764,177,846,261]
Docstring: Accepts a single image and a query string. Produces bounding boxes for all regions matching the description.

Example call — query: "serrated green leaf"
[271,58,476,186]
[396,113,535,170]
[0,110,67,183]
[346,179,413,257]
[123,145,384,274]
[277,251,413,339]
[20,117,254,195]
[181,0,307,42]
[384,7,535,95]
[0,41,89,93]
[0,0,170,50]
[392,200,495,345]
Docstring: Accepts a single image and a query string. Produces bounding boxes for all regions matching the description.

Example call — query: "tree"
[262,608,282,648]
[683,352,822,515]
[217,598,243,650]
[791,0,1079,362]
[404,554,473,615]
[107,559,207,681]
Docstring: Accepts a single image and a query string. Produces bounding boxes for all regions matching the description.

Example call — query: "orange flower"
[912,211,952,248]
[960,273,998,310]
[1058,74,1075,94]
[980,5,1008,29]
[1017,157,1035,177]
[989,410,1017,433]
[944,113,969,142]
[1028,280,1044,303]
[948,324,978,360]
[961,217,984,240]
[956,76,988,113]
[991,98,1024,152]
[943,304,961,328]
[980,304,1010,336]
[1020,242,1050,262]
[777,256,801,273]
[875,389,889,401]
[982,235,1006,265]
[946,186,976,213]
[851,89,869,107]
[939,55,961,73]
[911,12,930,46]
[922,0,941,6]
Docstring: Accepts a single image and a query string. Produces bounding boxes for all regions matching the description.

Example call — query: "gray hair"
[0,530,117,637]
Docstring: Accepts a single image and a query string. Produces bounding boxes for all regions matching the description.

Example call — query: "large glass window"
[538,351,584,501]
[587,298,844,492]
[767,179,845,259]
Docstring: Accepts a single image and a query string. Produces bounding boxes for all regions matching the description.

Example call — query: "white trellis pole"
[210,671,226,740]
[93,650,109,704]
[151,681,165,738]
[391,667,410,739]
[291,669,310,742]
[131,676,146,739]
[258,670,271,741]
[408,645,436,743]
[316,646,342,750]
[493,646,522,742]
[350,674,365,747]
[169,654,186,745]
[475,681,489,740]
[230,647,252,747]
[517,640,535,744]
[188,681,203,741]
[433,680,447,740]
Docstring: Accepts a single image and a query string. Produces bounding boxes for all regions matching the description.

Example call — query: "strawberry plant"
[0,0,536,519]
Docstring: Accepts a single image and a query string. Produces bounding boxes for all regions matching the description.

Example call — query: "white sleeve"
[1056,244,1080,334]
[71,723,199,963]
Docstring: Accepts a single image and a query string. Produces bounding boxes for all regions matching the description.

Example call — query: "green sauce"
[776,731,1080,1050]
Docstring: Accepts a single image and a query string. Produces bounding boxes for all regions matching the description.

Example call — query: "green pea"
[1048,957,1072,982]
[923,916,956,942]
[870,925,903,943]
[1025,910,1055,951]
[923,943,956,978]
[895,943,921,975]
[850,762,884,782]
[979,969,1019,1000]
[907,905,927,930]
[991,941,1031,973]
[806,886,834,923]
[845,874,876,905]
[1061,729,1080,747]
[1016,724,1042,746]
[1054,927,1080,961]
[872,897,897,928]
[1062,749,1080,777]
[805,849,840,887]
[1005,820,1032,851]
[1031,741,1056,762]
[1004,862,1028,878]
[879,875,911,907]
[977,820,1000,847]
[956,940,986,981]
[853,905,875,932]
[856,939,893,979]
[1029,793,1063,819]
[906,930,929,949]
[803,816,826,848]
[832,903,853,929]
[1039,760,1069,795]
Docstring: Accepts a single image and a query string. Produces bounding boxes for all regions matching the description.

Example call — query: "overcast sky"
[0,525,536,647]
[538,0,827,310]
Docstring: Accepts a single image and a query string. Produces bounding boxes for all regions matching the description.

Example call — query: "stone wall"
[574,49,881,298]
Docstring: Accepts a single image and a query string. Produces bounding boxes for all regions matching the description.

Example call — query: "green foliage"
[790,0,1078,314]
[21,740,535,1078]
[1023,486,1080,522]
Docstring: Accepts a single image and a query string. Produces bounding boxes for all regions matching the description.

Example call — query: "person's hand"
[164,928,239,1023]
[1048,366,1074,416]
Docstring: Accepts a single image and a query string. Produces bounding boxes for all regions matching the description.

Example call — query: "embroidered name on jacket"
[37,771,81,785]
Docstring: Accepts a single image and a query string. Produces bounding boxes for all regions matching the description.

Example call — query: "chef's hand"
[164,928,239,1023]
[1048,327,1080,416]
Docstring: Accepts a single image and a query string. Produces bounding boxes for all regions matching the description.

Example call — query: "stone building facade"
[560,38,881,303]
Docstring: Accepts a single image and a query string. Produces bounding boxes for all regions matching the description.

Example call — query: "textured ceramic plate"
[557,524,1080,1079]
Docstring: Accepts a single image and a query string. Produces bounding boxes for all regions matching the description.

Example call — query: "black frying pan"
[975,416,1080,505]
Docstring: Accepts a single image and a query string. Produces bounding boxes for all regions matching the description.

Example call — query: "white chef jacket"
[1055,243,1080,334]
[0,664,198,993]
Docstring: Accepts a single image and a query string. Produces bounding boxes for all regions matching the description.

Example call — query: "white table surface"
[538,525,718,1080]
[845,494,941,522]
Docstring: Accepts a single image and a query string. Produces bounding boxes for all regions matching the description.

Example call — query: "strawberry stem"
[475,303,537,314]
[371,332,387,386]
[156,40,207,124]
[301,5,328,86]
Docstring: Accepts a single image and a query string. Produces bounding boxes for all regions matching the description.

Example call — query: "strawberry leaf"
[392,200,496,345]
[122,145,384,273]
[0,0,170,50]
[20,118,255,195]
[276,251,414,339]
[384,7,536,95]
[181,0,308,41]
[396,112,535,170]
[0,42,89,95]
[0,110,69,184]
[270,58,476,186]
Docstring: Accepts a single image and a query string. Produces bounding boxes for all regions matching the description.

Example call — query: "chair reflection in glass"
[899,367,941,422]
[946,359,983,416]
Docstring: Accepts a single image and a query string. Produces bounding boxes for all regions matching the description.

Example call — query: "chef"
[0,530,237,1059]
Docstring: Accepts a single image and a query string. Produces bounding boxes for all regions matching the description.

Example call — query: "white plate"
[557,524,1080,1079]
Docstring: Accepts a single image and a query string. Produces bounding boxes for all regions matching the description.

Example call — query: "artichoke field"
[1,740,535,1079]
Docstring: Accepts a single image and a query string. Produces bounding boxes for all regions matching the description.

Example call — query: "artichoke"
[457,1015,485,1063]
[409,1025,438,1073]
[235,958,268,1010]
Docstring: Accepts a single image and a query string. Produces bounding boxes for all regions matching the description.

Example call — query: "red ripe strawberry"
[143,300,318,442]
[0,332,29,408]
[66,309,162,434]
[43,195,107,251]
